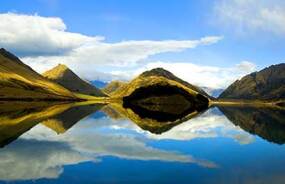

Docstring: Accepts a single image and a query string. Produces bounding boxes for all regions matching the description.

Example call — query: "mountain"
[102,80,127,95]
[219,64,285,100]
[112,68,210,98]
[110,68,210,110]
[43,64,107,97]
[91,80,108,88]
[139,68,211,98]
[0,48,76,100]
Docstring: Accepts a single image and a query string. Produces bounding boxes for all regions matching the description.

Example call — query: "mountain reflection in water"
[0,101,284,183]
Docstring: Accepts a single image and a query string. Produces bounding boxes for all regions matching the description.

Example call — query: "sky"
[0,0,284,89]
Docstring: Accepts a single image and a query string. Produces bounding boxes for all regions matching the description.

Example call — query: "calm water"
[0,102,285,184]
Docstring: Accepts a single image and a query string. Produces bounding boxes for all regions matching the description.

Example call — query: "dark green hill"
[219,64,285,100]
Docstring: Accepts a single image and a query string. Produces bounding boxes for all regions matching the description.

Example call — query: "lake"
[0,102,285,184]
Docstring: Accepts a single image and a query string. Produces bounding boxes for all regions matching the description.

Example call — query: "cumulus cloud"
[214,0,285,35]
[110,60,257,89]
[0,12,221,61]
[0,13,103,56]
[0,13,226,84]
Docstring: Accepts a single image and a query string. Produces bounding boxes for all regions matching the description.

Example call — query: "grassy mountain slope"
[219,64,285,100]
[102,80,127,95]
[140,68,210,98]
[43,64,107,97]
[0,48,77,100]
[111,68,210,99]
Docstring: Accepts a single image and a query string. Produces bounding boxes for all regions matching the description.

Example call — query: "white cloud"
[0,12,221,67]
[111,60,257,89]
[0,13,225,84]
[236,61,257,73]
[214,0,285,35]
[22,36,222,76]
[0,13,103,56]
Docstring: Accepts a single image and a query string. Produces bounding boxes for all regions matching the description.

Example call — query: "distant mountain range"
[43,64,106,97]
[0,48,284,103]
[219,63,285,101]
[201,87,224,98]
[91,80,108,88]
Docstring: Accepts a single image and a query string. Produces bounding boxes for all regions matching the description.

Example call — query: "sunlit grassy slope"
[0,48,77,100]
[43,64,107,97]
[102,80,127,96]
[110,68,210,100]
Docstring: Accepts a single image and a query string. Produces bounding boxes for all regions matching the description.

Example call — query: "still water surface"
[0,102,284,184]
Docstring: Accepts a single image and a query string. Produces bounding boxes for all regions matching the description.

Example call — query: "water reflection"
[219,106,285,144]
[0,101,284,183]
[104,102,204,134]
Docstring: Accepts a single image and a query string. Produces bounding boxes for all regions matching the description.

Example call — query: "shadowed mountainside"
[219,64,285,101]
[115,68,210,111]
[139,68,211,98]
[218,106,285,144]
[43,64,107,97]
[0,48,77,100]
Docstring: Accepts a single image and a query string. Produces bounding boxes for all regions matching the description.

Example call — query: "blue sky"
[0,0,284,88]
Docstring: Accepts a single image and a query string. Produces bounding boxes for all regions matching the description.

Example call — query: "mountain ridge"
[111,68,211,100]
[219,63,285,100]
[0,48,77,100]
[43,64,107,97]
